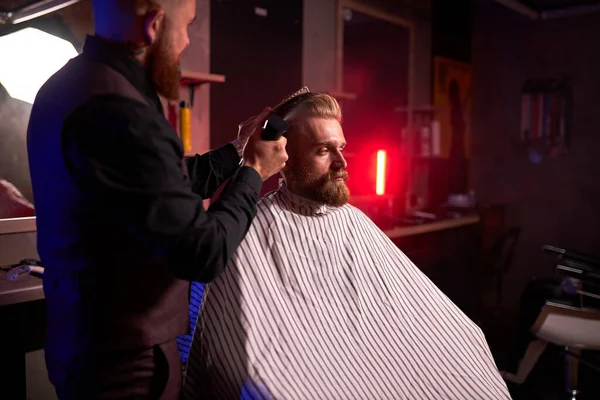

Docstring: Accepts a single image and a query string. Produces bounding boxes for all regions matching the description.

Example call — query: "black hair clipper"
[260,86,311,141]
[260,115,289,140]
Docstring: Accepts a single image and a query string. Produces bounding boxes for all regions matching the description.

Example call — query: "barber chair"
[502,246,600,399]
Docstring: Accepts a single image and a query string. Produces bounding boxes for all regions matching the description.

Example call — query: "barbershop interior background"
[1,0,600,399]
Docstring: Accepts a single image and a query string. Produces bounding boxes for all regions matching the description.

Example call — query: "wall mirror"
[337,0,414,201]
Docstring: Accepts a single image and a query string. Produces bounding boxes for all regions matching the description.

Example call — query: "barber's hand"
[242,133,288,182]
[236,107,271,152]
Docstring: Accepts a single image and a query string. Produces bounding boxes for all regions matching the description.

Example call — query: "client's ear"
[144,9,165,45]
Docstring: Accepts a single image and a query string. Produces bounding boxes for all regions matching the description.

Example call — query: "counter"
[384,215,480,239]
[0,270,46,400]
[0,217,42,306]
[0,217,44,400]
[0,270,44,307]
[0,216,36,235]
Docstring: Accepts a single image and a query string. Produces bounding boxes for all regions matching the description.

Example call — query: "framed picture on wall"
[433,56,473,160]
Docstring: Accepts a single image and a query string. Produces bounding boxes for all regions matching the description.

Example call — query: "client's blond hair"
[275,92,342,124]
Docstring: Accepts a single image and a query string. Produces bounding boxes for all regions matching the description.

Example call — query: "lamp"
[376,150,386,195]
[0,27,77,104]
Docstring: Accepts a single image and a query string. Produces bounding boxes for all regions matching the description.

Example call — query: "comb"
[261,86,311,140]
[272,86,310,112]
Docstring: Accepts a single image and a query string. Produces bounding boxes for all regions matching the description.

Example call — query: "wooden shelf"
[328,90,358,101]
[180,71,226,86]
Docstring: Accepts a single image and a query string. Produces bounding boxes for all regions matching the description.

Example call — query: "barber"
[26,0,287,398]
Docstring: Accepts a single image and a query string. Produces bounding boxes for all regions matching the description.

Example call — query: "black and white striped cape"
[183,187,511,400]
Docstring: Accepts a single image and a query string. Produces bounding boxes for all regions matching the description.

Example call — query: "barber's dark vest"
[27,55,189,374]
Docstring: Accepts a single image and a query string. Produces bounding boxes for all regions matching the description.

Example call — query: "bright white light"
[0,27,78,104]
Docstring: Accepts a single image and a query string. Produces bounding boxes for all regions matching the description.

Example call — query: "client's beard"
[287,165,350,207]
[146,23,181,101]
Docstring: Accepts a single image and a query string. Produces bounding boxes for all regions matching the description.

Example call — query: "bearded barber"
[26,0,287,398]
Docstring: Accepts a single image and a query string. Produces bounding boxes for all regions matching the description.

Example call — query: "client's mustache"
[327,171,348,181]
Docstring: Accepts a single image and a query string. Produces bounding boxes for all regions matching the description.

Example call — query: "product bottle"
[180,101,192,152]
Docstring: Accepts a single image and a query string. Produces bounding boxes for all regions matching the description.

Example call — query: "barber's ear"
[144,10,165,45]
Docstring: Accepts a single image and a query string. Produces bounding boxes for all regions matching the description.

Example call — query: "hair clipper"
[260,115,288,141]
[260,86,311,141]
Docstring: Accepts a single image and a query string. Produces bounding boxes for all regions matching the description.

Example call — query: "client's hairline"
[275,93,342,141]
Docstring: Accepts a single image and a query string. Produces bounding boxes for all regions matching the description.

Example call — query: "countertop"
[384,214,480,239]
[0,269,44,307]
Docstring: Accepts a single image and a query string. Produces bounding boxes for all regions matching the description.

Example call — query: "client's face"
[285,117,350,206]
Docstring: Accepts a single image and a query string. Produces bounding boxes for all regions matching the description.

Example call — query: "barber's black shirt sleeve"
[184,144,240,200]
[62,96,262,282]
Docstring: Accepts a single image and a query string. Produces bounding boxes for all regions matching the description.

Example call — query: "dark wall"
[429,0,473,202]
[472,1,600,310]
[432,0,473,63]
[210,0,303,195]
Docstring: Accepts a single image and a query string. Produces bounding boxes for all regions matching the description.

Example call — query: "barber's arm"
[184,116,256,199]
[184,142,241,200]
[63,98,283,282]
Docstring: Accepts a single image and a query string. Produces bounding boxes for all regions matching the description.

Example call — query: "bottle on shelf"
[179,101,192,152]
[420,125,431,157]
[431,119,441,156]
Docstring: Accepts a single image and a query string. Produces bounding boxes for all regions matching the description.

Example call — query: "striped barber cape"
[183,185,511,400]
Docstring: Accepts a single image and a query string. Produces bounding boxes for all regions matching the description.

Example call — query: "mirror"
[338,2,412,200]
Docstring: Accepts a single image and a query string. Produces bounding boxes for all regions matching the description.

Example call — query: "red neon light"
[376,150,386,195]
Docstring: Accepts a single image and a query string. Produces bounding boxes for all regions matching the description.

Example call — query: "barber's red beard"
[288,165,350,207]
[147,24,181,101]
